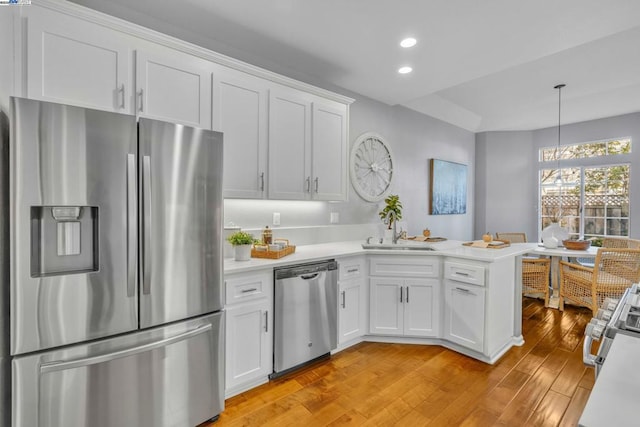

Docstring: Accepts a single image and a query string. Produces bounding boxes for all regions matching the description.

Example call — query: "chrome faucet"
[384,210,402,244]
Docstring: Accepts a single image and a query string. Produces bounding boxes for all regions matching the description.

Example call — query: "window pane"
[607,218,628,236]
[584,218,604,235]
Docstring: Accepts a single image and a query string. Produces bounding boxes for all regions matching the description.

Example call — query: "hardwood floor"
[211,298,594,426]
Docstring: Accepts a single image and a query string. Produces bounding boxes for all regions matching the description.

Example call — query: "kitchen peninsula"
[224,239,537,397]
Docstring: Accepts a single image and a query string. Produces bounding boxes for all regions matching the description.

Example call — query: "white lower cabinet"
[443,280,485,352]
[224,271,273,397]
[369,278,440,337]
[337,257,366,347]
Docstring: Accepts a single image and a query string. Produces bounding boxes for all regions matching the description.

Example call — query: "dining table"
[527,244,600,309]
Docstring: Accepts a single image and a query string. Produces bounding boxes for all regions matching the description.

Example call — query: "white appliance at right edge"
[5,97,225,427]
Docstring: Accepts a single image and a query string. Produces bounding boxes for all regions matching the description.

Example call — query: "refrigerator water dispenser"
[30,206,99,277]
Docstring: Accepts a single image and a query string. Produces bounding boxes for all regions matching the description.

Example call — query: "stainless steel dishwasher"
[272,260,338,377]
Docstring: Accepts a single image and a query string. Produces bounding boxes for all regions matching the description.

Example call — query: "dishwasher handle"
[300,273,320,280]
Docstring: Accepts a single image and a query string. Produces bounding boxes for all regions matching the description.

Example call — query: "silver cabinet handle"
[406,286,410,303]
[241,288,258,293]
[119,84,125,109]
[138,89,144,112]
[264,311,269,333]
[126,154,137,298]
[347,268,358,273]
[341,290,346,308]
[260,172,265,191]
[142,155,152,295]
[400,286,404,303]
[306,177,311,193]
[455,271,470,277]
[455,287,471,293]
[40,324,212,374]
[314,177,319,193]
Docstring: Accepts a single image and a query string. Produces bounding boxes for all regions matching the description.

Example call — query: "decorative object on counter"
[408,235,447,242]
[350,132,395,202]
[429,159,467,215]
[223,225,242,259]
[227,230,258,261]
[563,239,592,251]
[379,194,403,244]
[463,239,510,249]
[262,225,273,244]
[423,228,431,237]
[482,232,493,243]
[251,239,296,259]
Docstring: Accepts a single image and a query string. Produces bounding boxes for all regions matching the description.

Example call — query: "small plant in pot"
[226,231,257,261]
[379,194,403,242]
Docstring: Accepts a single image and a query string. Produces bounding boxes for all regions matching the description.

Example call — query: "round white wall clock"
[350,132,395,202]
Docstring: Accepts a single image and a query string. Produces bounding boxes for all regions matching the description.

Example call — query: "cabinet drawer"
[370,256,440,278]
[225,272,272,305]
[444,262,485,286]
[339,257,364,281]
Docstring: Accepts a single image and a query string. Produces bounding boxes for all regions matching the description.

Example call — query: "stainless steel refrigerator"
[6,97,224,427]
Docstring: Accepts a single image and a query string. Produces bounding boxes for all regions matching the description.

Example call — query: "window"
[539,138,631,240]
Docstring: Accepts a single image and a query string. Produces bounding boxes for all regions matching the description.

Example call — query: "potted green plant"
[378,194,402,229]
[226,230,257,261]
[378,194,403,243]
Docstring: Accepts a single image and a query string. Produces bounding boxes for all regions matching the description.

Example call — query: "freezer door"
[10,97,138,355]
[12,311,224,427]
[138,118,223,328]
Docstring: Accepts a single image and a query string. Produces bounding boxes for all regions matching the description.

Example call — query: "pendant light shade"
[554,84,565,186]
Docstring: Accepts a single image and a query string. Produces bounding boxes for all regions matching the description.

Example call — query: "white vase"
[383,229,394,244]
[234,244,252,261]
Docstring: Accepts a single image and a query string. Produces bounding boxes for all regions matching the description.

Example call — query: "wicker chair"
[559,248,640,315]
[497,232,551,306]
[602,237,640,249]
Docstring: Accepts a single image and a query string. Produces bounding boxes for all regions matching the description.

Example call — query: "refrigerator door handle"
[143,155,152,295]
[39,324,213,374]
[127,154,137,297]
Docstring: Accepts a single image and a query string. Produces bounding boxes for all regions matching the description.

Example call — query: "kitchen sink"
[361,242,436,251]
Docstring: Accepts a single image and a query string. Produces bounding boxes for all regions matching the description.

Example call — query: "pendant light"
[553,83,566,186]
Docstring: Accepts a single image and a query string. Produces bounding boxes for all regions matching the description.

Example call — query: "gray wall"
[476,112,640,241]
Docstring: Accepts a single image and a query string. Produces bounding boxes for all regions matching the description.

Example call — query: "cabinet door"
[369,278,403,335]
[339,280,362,343]
[404,279,440,337]
[213,69,268,198]
[268,87,312,200]
[311,100,348,201]
[26,7,131,112]
[225,299,272,391]
[443,281,485,352]
[136,49,212,128]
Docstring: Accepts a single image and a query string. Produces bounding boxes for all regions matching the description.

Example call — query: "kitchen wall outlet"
[330,212,339,224]
[273,212,281,226]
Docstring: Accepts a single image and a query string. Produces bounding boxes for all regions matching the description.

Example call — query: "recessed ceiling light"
[400,37,417,48]
[398,66,413,74]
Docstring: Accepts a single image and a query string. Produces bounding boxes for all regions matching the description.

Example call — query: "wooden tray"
[407,236,447,242]
[251,245,296,259]
[462,239,510,249]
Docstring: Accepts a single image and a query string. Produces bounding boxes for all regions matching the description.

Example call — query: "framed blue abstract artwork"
[429,159,467,215]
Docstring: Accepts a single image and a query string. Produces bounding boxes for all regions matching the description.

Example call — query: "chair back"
[496,232,527,243]
[594,248,640,283]
[602,237,638,248]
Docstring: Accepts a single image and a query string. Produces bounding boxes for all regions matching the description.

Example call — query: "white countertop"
[579,333,640,426]
[224,240,537,274]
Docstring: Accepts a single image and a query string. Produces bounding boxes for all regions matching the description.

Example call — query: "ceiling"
[68,0,640,132]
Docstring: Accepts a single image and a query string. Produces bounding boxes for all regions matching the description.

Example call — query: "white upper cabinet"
[269,86,349,201]
[213,69,268,199]
[25,6,131,112]
[311,100,348,201]
[135,49,213,128]
[268,86,312,200]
